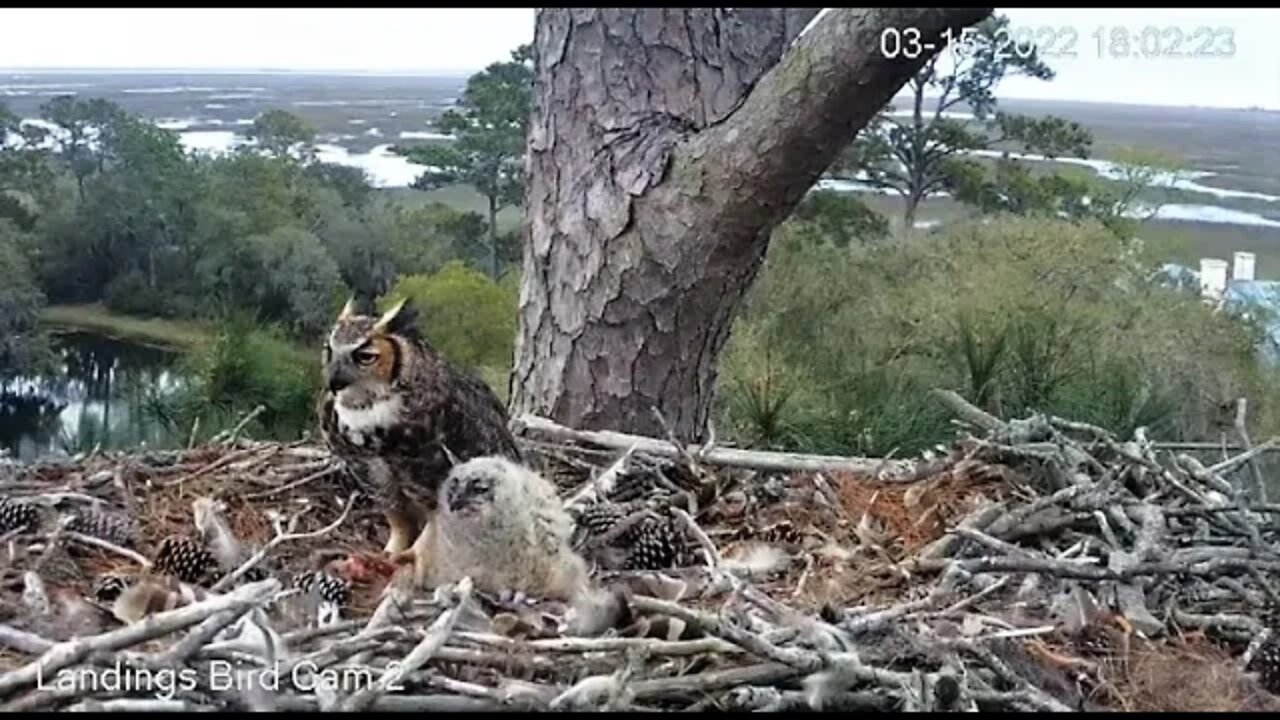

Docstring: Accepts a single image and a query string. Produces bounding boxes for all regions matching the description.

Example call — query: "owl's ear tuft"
[337,295,358,320]
[338,294,378,320]
[373,297,420,337]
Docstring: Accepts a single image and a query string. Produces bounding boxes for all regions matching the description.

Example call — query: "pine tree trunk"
[903,194,921,232]
[487,194,500,280]
[512,7,992,442]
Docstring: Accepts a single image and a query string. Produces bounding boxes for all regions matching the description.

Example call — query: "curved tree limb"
[684,7,995,235]
[514,7,993,441]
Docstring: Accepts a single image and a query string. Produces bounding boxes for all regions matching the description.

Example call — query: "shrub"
[385,261,517,376]
[158,313,319,443]
[717,213,1277,456]
[104,271,169,318]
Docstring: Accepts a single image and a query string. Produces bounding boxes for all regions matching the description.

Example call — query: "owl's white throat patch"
[335,391,404,439]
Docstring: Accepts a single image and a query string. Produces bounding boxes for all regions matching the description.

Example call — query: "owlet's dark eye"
[354,348,378,366]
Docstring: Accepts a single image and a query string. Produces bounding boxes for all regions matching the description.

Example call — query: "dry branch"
[0,579,278,697]
[337,577,473,711]
[209,493,354,592]
[514,414,915,478]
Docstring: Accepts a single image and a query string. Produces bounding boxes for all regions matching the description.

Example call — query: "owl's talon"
[383,509,422,555]
[383,537,408,555]
[388,549,416,566]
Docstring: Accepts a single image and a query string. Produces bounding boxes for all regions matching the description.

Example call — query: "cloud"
[0,8,1275,110]
[0,8,536,74]
[995,9,1280,109]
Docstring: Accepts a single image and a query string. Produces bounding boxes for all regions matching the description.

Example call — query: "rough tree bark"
[512,7,993,442]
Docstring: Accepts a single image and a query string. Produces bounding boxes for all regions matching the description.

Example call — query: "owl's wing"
[441,368,523,462]
[316,391,338,449]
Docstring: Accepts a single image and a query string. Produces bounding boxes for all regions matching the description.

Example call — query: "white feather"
[335,393,403,437]
[721,542,792,576]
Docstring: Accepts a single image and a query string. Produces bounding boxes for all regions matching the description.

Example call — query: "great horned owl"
[317,296,522,555]
[411,456,589,600]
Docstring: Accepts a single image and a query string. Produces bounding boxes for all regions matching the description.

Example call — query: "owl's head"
[442,457,505,518]
[323,295,421,394]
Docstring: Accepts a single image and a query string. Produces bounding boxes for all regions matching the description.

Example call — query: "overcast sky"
[0,8,1276,109]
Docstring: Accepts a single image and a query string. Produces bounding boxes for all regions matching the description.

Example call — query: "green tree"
[387,200,487,277]
[39,96,124,201]
[247,109,317,162]
[788,190,890,247]
[1086,146,1186,234]
[395,44,532,279]
[836,14,1092,229]
[0,103,54,230]
[196,151,300,237]
[0,220,51,379]
[315,207,398,299]
[59,112,201,310]
[32,105,201,307]
[947,145,1185,238]
[240,226,345,339]
[166,313,320,442]
[303,162,373,209]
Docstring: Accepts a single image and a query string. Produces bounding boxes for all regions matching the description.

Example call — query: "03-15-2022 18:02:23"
[878,24,1238,62]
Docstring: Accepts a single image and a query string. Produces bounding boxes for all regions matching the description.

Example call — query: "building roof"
[1151,264,1280,362]
[1223,279,1280,362]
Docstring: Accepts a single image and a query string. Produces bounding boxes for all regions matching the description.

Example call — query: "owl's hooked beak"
[325,361,359,394]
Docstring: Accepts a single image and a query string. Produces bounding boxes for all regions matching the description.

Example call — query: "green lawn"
[40,304,212,351]
[1139,222,1280,278]
[381,184,523,233]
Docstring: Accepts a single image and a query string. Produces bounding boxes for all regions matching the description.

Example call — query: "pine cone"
[0,497,39,534]
[574,501,687,571]
[291,571,351,607]
[627,515,684,570]
[92,574,130,604]
[214,563,270,586]
[1251,636,1280,694]
[68,508,135,548]
[756,520,803,546]
[152,536,218,586]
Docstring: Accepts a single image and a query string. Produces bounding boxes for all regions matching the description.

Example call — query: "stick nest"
[0,397,1278,712]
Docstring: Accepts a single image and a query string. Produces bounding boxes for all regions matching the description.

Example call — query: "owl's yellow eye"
[354,348,379,366]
